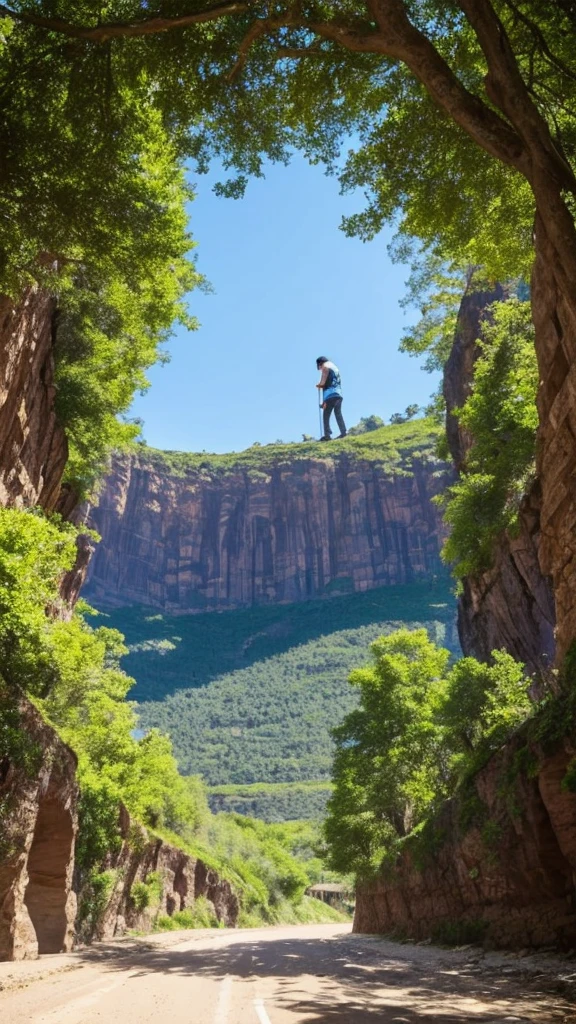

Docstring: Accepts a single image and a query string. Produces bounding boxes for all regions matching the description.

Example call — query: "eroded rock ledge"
[78,805,239,942]
[0,695,78,961]
[443,284,556,675]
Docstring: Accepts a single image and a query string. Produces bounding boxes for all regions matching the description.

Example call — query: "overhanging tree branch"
[456,0,576,192]
[0,0,546,182]
[366,0,528,174]
[0,0,250,40]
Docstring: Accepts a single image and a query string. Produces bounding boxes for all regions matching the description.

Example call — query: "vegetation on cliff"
[324,628,532,878]
[2,0,575,944]
[440,300,538,578]
[137,417,443,477]
[0,25,200,500]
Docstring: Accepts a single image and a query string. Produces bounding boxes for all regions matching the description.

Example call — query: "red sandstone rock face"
[85,453,449,613]
[459,484,556,678]
[0,698,238,962]
[531,233,576,664]
[0,696,78,961]
[77,806,239,941]
[354,731,576,949]
[443,283,505,473]
[0,289,68,511]
[443,285,556,675]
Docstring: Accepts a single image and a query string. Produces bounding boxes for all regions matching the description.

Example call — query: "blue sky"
[130,155,440,453]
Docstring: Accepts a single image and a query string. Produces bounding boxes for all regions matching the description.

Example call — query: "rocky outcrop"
[0,691,238,961]
[85,449,449,613]
[0,289,68,511]
[0,692,78,961]
[78,807,239,942]
[443,282,505,473]
[444,285,556,675]
[354,727,576,949]
[532,228,576,665]
[458,483,556,679]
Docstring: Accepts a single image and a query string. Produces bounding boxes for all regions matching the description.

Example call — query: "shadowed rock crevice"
[0,695,78,961]
[24,796,75,954]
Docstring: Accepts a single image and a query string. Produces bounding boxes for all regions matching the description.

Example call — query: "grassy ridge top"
[136,418,444,476]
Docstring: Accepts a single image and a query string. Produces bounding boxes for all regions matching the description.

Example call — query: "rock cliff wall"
[0,693,78,961]
[354,727,576,949]
[0,693,238,961]
[85,449,449,613]
[78,806,239,942]
[444,285,556,675]
[532,228,576,664]
[0,291,238,960]
[0,288,68,512]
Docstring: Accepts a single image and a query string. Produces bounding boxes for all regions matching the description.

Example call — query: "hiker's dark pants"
[323,396,346,437]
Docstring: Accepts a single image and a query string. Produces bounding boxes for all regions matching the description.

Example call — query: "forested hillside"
[207,782,333,823]
[95,578,458,815]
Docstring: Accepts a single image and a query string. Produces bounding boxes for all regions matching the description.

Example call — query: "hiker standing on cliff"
[316,356,347,441]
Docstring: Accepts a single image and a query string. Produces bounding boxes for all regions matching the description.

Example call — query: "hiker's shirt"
[319,361,343,401]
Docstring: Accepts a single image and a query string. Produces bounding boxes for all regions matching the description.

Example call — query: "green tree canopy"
[2,2,575,500]
[0,19,201,497]
[324,627,533,879]
[2,1,575,286]
[324,629,450,876]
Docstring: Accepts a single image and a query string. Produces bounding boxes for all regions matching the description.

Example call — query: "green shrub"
[325,629,533,881]
[79,869,118,929]
[130,881,152,912]
[155,897,220,931]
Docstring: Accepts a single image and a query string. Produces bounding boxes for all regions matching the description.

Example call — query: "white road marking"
[214,974,233,1024]
[254,997,272,1024]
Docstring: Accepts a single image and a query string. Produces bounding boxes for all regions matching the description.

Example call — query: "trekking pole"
[318,394,323,438]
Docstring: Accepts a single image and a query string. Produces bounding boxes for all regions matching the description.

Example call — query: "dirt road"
[1,923,576,1023]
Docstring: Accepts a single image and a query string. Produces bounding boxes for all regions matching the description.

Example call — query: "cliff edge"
[85,423,449,613]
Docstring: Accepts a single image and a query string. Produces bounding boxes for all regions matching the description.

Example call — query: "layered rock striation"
[532,231,576,664]
[79,806,239,942]
[0,693,238,960]
[85,443,449,613]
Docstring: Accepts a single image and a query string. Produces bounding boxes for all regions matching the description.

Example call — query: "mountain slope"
[97,579,458,812]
